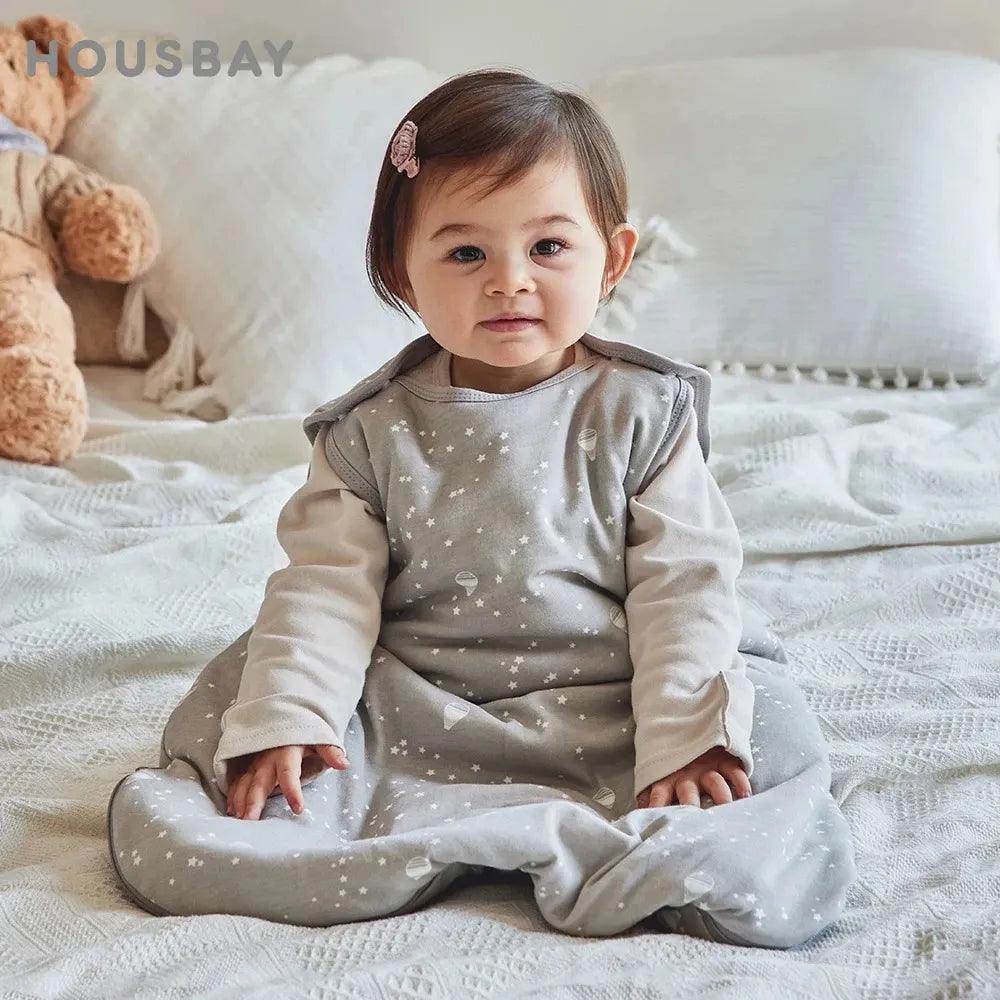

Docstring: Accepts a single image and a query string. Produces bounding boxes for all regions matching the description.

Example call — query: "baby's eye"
[448,239,569,264]
[535,238,568,257]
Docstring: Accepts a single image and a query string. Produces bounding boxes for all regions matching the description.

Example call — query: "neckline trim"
[396,348,599,401]
[438,341,586,391]
[303,330,714,462]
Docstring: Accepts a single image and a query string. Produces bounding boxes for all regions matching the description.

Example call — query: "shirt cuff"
[632,668,755,800]
[212,705,344,796]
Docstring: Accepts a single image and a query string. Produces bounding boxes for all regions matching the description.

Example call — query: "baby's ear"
[17,15,93,118]
[604,222,640,294]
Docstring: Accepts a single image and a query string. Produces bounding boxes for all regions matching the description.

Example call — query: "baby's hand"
[226,744,349,820]
[635,745,752,809]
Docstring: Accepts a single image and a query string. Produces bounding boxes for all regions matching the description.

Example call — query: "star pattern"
[98,347,870,951]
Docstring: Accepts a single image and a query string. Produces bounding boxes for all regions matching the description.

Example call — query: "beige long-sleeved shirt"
[212,341,755,800]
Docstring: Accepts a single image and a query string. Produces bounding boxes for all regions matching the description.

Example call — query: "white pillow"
[587,47,1000,388]
[62,55,443,417]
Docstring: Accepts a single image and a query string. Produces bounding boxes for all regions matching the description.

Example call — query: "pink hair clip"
[389,119,420,178]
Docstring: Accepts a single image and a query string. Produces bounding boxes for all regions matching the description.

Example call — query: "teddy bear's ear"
[16,15,94,118]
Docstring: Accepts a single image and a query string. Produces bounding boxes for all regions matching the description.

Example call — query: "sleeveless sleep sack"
[106,331,857,947]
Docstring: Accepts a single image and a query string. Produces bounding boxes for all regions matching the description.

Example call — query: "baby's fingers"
[719,761,753,800]
[674,778,702,807]
[243,767,276,821]
[276,752,305,815]
[701,770,734,806]
[225,764,246,817]
[648,779,675,808]
[229,771,250,819]
[314,745,350,770]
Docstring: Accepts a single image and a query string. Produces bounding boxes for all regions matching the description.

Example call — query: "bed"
[0,357,996,996]
[4,0,1000,991]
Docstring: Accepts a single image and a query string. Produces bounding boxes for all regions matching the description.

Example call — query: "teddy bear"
[0,14,161,465]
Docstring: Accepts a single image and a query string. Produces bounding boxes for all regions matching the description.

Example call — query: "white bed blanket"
[1,364,998,997]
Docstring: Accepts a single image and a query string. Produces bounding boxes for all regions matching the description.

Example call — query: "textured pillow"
[587,47,1000,388]
[62,55,443,417]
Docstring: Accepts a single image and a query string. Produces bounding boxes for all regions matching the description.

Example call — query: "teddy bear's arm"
[37,152,114,234]
[38,153,160,282]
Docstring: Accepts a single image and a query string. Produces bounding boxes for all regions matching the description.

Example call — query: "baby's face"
[402,153,636,385]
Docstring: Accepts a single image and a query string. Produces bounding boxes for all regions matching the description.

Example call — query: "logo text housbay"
[26,39,294,77]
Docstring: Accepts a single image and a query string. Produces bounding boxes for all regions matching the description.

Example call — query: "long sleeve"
[625,399,755,800]
[212,424,390,796]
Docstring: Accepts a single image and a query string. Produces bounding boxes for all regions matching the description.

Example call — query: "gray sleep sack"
[106,331,857,948]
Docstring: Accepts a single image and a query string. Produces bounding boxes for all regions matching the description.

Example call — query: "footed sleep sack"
[107,332,857,948]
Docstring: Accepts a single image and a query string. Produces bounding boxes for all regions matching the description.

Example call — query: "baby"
[215,68,755,824]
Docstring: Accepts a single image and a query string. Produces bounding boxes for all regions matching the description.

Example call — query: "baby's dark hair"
[366,67,630,321]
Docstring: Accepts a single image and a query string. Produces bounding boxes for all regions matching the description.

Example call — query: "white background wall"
[3,0,999,85]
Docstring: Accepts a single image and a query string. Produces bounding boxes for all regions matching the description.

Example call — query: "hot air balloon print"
[405,855,432,879]
[443,701,470,730]
[593,786,616,808]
